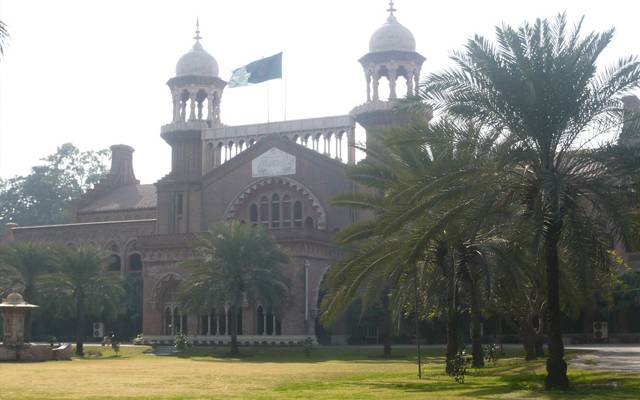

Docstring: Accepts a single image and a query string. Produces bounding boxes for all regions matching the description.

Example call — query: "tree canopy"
[0,143,109,230]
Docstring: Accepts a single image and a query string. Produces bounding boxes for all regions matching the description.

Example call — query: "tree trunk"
[413,264,422,379]
[229,305,239,355]
[469,278,484,368]
[544,231,569,390]
[381,289,392,358]
[444,253,458,375]
[75,294,85,356]
[520,316,537,361]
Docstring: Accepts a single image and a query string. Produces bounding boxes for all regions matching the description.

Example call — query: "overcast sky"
[1,0,638,183]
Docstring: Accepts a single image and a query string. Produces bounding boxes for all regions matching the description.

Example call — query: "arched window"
[236,308,243,335]
[200,314,209,335]
[218,308,227,335]
[250,203,258,226]
[271,194,280,228]
[275,316,282,335]
[108,254,121,272]
[257,306,265,335]
[282,195,292,228]
[173,307,183,334]
[128,254,142,272]
[210,309,218,335]
[293,201,303,227]
[266,310,274,335]
[305,217,315,229]
[164,306,173,335]
[260,196,269,228]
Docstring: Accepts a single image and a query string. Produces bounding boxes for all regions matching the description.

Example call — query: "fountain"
[0,289,73,361]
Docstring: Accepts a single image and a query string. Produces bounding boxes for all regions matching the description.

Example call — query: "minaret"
[161,21,226,180]
[351,1,427,141]
[156,21,226,234]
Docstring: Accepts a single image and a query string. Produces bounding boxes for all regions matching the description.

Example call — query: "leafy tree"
[0,19,8,58]
[0,242,54,339]
[38,245,124,356]
[0,143,109,231]
[421,14,640,389]
[178,221,290,355]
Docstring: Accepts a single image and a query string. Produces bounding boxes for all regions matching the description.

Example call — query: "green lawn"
[0,345,638,399]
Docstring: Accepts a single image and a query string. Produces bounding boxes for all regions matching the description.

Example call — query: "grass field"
[0,345,638,399]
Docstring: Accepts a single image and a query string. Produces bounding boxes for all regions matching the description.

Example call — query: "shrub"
[447,348,470,384]
[483,343,501,365]
[303,337,314,358]
[174,333,191,353]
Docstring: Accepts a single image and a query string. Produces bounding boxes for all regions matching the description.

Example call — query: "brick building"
[3,6,426,344]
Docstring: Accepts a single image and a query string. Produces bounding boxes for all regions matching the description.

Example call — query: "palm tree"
[0,242,53,339]
[421,14,640,389]
[39,245,124,356]
[324,120,503,373]
[178,221,289,355]
[0,20,8,59]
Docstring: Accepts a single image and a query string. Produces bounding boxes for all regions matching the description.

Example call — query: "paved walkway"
[567,345,640,372]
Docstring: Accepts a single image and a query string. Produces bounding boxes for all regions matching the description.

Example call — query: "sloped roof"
[79,184,157,213]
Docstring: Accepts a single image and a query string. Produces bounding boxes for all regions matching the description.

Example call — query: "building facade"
[4,5,426,344]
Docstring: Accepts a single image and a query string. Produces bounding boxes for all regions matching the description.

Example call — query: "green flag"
[228,52,282,88]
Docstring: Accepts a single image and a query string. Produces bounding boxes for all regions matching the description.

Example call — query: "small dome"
[176,41,219,77]
[369,15,416,53]
[5,290,24,304]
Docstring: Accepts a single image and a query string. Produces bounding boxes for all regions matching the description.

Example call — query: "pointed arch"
[223,176,327,230]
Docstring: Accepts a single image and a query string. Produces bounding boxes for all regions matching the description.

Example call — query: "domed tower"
[157,22,226,235]
[168,20,226,126]
[351,1,426,135]
[161,21,226,181]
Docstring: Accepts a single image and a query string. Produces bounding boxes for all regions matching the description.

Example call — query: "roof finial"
[387,0,396,17]
[194,18,202,42]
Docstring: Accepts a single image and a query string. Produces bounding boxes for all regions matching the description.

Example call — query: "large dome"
[176,41,219,77]
[369,15,416,53]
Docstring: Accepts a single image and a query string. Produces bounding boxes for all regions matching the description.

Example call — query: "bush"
[483,343,502,365]
[174,333,191,353]
[447,348,470,384]
[303,337,314,358]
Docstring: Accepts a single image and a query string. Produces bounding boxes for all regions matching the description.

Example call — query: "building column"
[365,71,372,102]
[263,312,267,335]
[335,133,342,161]
[372,74,380,101]
[406,71,414,96]
[347,128,356,165]
[389,70,397,100]
[414,69,421,97]
[172,92,180,122]
[207,93,215,121]
[188,93,196,120]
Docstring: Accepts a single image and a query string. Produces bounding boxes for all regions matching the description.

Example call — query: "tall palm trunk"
[520,315,538,361]
[381,289,392,358]
[229,305,239,355]
[469,276,484,368]
[544,227,569,390]
[440,245,458,375]
[75,292,85,356]
[445,264,458,374]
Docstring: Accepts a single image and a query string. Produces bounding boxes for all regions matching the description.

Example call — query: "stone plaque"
[252,148,296,178]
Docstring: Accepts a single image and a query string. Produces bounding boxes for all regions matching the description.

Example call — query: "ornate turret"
[161,21,226,180]
[165,20,227,129]
[351,1,427,141]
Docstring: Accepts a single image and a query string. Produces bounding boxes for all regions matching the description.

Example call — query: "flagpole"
[283,53,287,121]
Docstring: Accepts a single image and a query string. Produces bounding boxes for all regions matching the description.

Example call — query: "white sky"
[0,0,638,184]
